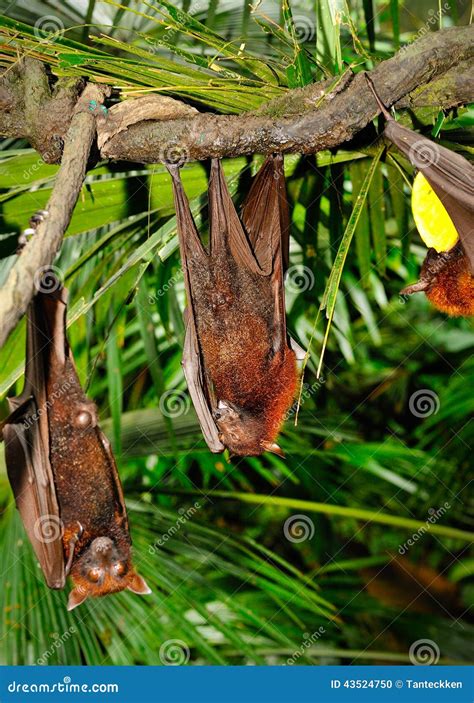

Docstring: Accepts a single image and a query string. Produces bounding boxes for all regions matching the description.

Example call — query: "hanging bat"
[367,75,474,316]
[1,236,150,610]
[168,155,302,457]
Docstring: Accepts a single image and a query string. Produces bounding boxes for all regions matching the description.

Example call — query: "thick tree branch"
[0,26,472,349]
[0,84,109,348]
[0,58,84,163]
[100,25,474,163]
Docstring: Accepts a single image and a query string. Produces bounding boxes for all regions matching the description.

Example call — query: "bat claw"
[29,209,49,228]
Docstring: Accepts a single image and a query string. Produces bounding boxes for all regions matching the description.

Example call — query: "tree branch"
[0,84,109,348]
[99,25,474,163]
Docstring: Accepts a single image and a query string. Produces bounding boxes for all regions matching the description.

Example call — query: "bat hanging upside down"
[367,76,474,317]
[1,213,150,610]
[168,155,303,457]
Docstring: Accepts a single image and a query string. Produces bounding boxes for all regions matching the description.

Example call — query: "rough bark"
[99,25,474,163]
[0,84,109,348]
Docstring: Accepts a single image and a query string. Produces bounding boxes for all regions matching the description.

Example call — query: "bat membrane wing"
[241,154,291,356]
[208,159,264,275]
[4,396,65,589]
[241,154,290,274]
[182,310,224,453]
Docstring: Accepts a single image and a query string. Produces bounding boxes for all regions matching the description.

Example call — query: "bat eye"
[111,562,126,577]
[87,567,102,583]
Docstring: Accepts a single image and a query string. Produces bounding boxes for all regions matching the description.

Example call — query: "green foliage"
[0,0,472,666]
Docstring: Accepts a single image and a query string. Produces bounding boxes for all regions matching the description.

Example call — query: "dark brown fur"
[2,279,150,610]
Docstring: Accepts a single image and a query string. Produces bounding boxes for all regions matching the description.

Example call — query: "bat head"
[67,536,151,611]
[213,400,283,457]
[401,245,474,317]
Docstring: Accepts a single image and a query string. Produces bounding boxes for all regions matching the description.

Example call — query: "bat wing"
[182,310,224,453]
[208,159,265,275]
[367,77,474,272]
[240,154,291,355]
[167,165,224,452]
[240,154,290,274]
[96,427,131,531]
[2,282,72,589]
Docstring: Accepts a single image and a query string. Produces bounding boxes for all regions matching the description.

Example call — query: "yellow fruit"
[411,172,459,252]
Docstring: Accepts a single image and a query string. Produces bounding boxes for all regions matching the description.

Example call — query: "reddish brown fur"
[41,294,148,603]
[190,241,298,454]
[426,254,474,317]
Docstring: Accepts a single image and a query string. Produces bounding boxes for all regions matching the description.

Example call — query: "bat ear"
[261,441,285,458]
[67,587,89,611]
[127,572,152,595]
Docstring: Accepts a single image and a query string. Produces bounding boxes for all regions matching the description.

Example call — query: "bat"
[168,155,302,456]
[1,245,150,610]
[366,75,474,316]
